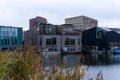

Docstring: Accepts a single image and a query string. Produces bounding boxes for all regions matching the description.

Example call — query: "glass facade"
[96,28,106,39]
[0,26,22,49]
[109,42,120,49]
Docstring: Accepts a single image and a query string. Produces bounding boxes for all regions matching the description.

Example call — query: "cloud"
[0,0,120,30]
[99,18,120,28]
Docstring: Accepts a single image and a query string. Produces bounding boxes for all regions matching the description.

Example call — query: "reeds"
[0,45,102,80]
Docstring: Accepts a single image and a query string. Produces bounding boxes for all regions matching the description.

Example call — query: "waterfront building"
[25,15,98,53]
[0,26,23,50]
[24,24,81,53]
[82,27,120,51]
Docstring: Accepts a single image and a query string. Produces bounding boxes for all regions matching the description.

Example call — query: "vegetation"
[0,45,102,80]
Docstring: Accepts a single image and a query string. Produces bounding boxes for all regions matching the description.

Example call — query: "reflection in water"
[87,64,120,80]
[43,54,61,67]
[61,54,80,67]
[43,54,120,80]
[43,54,120,67]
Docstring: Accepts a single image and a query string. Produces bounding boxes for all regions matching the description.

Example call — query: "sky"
[0,0,120,30]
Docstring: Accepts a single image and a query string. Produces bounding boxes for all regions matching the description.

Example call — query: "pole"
[61,26,62,54]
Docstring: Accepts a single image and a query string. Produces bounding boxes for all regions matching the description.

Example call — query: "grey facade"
[65,15,98,31]
[38,35,81,53]
[24,29,38,45]
[24,24,81,53]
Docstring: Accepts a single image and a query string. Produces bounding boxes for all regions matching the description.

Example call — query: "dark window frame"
[46,37,57,45]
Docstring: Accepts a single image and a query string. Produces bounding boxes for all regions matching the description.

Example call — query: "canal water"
[43,54,120,80]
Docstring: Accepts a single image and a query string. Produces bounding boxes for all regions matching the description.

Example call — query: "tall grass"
[0,45,102,80]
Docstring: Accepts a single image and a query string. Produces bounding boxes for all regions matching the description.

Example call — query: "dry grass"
[0,45,102,80]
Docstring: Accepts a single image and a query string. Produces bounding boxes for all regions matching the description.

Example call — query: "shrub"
[0,45,87,80]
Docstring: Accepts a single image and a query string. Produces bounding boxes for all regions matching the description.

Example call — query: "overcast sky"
[0,0,120,30]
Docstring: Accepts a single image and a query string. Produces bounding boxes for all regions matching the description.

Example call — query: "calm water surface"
[43,54,120,80]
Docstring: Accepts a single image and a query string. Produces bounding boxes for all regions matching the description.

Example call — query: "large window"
[65,38,69,45]
[45,27,52,34]
[70,39,75,45]
[12,38,14,45]
[109,42,120,49]
[65,38,75,45]
[1,27,18,37]
[52,37,56,45]
[46,37,56,45]
[46,38,51,45]
[96,28,107,39]
[5,39,7,45]
[96,29,103,39]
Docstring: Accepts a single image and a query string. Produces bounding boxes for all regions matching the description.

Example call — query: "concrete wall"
[24,24,82,53]
[65,16,98,30]
[37,35,81,53]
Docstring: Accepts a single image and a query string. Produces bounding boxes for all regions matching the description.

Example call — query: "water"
[87,64,120,80]
[43,54,120,80]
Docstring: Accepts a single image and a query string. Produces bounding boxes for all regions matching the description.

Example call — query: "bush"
[0,45,87,80]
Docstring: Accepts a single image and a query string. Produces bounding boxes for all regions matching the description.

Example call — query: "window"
[96,30,103,39]
[1,37,4,45]
[54,48,57,52]
[8,39,10,45]
[1,31,5,36]
[12,38,14,45]
[65,38,69,45]
[5,39,7,45]
[52,37,56,45]
[11,28,18,37]
[65,38,75,45]
[46,37,56,45]
[46,38,51,45]
[45,27,52,34]
[71,39,75,45]
[48,48,52,51]
[67,47,75,51]
[15,38,17,45]
[5,28,7,31]
[48,48,57,52]
[12,31,15,37]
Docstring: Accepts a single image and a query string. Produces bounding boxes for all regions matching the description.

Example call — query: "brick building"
[29,16,47,29]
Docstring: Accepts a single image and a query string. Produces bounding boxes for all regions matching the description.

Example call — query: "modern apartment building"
[65,15,98,31]
[0,26,23,50]
[29,16,47,30]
